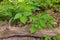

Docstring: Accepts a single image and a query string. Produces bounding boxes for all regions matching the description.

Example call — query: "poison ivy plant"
[30,12,55,33]
[14,12,32,24]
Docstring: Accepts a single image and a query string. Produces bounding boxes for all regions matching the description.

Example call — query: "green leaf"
[54,34,60,40]
[30,26,37,33]
[23,12,32,16]
[48,16,55,23]
[44,35,51,40]
[14,13,22,20]
[40,12,49,19]
[17,0,24,2]
[45,36,51,40]
[48,23,53,28]
[53,37,56,40]
[20,16,27,24]
[39,19,46,28]
[30,16,38,21]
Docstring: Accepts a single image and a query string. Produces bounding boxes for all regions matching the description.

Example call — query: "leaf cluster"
[30,12,55,33]
[0,0,58,33]
[37,34,60,40]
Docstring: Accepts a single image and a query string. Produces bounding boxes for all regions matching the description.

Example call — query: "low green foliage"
[0,0,59,33]
[37,34,60,40]
[30,12,55,33]
[53,34,60,40]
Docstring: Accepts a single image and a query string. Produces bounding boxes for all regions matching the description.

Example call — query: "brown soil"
[0,9,60,40]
